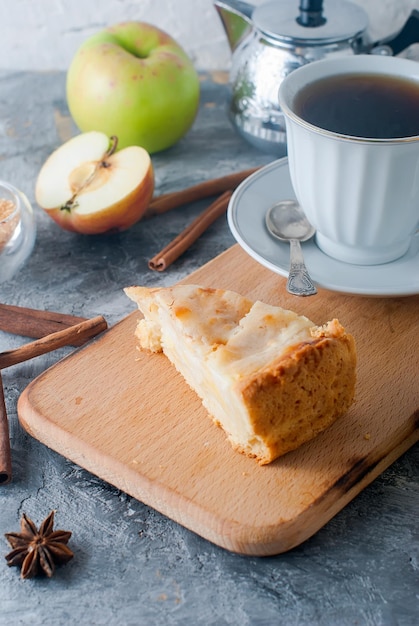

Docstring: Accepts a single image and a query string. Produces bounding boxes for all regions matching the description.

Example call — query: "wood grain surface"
[17,245,419,556]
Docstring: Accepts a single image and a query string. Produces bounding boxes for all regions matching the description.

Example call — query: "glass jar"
[0,181,36,283]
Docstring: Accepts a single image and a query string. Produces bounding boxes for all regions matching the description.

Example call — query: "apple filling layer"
[125,284,357,464]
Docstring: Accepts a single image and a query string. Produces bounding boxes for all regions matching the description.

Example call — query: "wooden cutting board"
[18,245,419,556]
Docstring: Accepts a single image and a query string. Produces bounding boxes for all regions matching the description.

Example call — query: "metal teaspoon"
[265,200,317,296]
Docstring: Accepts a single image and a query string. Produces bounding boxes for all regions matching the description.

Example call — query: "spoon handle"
[287,239,317,296]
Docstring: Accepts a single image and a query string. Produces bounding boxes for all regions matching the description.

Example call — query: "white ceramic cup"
[278,55,419,265]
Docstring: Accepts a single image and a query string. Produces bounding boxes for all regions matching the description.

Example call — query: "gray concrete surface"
[0,70,418,626]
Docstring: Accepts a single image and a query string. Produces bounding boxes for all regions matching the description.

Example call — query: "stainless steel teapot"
[215,0,419,154]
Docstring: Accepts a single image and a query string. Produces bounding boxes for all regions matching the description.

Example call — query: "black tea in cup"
[294,73,419,139]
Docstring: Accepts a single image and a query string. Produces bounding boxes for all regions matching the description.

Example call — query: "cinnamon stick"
[145,167,259,217]
[0,303,88,342]
[0,315,107,370]
[0,372,12,485]
[148,190,233,272]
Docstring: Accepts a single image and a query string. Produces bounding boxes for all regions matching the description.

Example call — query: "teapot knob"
[296,0,326,28]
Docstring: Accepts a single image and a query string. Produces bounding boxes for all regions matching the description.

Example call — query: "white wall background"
[0,0,418,71]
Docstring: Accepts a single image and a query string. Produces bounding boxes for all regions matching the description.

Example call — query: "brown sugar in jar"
[0,181,36,282]
[0,198,19,252]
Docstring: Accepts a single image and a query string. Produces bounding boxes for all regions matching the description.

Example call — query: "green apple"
[66,22,200,154]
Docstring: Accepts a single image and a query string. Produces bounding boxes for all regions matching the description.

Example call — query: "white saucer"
[227,158,419,297]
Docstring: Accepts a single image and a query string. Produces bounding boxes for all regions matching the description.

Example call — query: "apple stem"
[105,136,118,158]
[100,136,118,169]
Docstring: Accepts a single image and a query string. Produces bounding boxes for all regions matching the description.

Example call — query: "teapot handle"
[372,9,419,56]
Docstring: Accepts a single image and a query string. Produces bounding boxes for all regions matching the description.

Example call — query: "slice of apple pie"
[125,284,356,465]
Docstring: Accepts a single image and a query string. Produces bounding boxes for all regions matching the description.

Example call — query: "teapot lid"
[253,0,368,46]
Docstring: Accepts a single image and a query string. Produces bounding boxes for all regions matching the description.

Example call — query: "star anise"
[4,511,74,579]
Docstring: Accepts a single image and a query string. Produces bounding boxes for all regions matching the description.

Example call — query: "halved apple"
[35,131,154,234]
